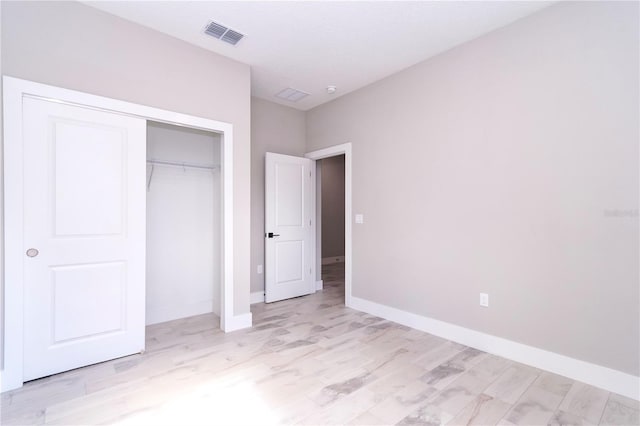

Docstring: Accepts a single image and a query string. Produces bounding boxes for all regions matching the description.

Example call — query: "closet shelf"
[147,158,219,170]
[146,159,220,191]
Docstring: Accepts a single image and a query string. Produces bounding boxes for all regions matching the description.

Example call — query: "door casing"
[2,76,240,392]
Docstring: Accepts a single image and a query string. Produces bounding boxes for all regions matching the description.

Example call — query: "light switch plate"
[480,293,489,307]
[355,214,364,224]
[257,264,263,274]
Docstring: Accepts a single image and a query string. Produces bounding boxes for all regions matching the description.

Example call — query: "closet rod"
[146,159,219,191]
[147,159,219,171]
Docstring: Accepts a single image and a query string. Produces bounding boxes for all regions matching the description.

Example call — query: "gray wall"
[0,0,252,327]
[321,155,345,259]
[306,1,639,376]
[250,97,306,293]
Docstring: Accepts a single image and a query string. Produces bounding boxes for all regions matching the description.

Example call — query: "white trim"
[322,256,345,265]
[315,161,322,288]
[146,301,217,326]
[220,124,234,333]
[311,157,318,298]
[305,143,352,307]
[250,291,265,304]
[224,313,253,332]
[316,280,324,291]
[2,76,240,392]
[350,296,640,401]
[2,78,23,392]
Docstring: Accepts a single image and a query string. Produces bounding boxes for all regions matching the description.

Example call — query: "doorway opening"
[261,144,352,307]
[306,143,353,307]
[316,155,346,305]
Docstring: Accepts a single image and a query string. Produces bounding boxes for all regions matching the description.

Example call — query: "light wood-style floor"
[1,263,638,425]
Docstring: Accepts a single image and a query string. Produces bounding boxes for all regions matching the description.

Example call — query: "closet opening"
[3,77,238,391]
[145,121,223,326]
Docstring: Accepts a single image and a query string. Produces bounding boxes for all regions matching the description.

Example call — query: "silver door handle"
[26,248,39,258]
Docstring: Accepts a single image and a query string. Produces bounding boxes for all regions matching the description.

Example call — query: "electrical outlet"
[355,214,364,224]
[257,264,263,274]
[480,293,489,307]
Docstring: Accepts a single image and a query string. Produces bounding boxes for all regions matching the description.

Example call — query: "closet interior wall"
[146,121,222,325]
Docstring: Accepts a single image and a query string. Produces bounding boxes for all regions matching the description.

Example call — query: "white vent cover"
[221,29,244,45]
[275,88,310,102]
[204,21,244,46]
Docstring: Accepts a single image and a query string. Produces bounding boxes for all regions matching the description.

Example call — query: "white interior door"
[265,153,315,303]
[22,97,146,381]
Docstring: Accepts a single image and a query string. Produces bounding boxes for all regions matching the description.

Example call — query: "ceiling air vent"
[221,29,244,45]
[204,21,244,46]
[275,87,310,102]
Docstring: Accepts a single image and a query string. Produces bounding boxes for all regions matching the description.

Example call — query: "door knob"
[267,232,280,238]
[26,248,39,257]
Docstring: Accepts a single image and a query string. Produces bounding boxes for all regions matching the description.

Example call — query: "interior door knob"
[267,232,280,238]
[26,248,39,257]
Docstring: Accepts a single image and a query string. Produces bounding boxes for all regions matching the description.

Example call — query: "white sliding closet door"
[22,97,146,381]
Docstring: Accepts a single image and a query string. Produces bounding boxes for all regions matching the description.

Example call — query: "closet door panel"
[53,121,125,236]
[22,97,146,382]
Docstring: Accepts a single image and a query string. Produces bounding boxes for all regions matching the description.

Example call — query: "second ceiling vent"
[204,21,244,46]
[275,87,309,102]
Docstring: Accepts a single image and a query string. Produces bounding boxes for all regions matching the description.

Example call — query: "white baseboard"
[349,296,640,401]
[316,280,324,291]
[146,300,215,326]
[250,291,265,304]
[322,256,345,265]
[223,312,253,332]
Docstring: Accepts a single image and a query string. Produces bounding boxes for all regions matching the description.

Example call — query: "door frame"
[2,76,236,392]
[305,143,352,307]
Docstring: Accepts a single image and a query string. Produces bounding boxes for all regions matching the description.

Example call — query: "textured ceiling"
[85,1,552,110]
